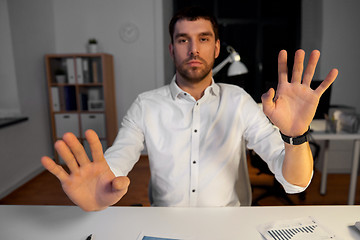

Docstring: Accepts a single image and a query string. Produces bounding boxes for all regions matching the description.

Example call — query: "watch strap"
[280,128,310,145]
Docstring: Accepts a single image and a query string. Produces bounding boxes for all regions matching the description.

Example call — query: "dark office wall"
[173,0,301,102]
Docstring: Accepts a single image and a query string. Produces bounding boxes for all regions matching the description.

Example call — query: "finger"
[54,140,79,174]
[85,129,105,162]
[278,50,288,84]
[291,49,305,84]
[314,68,338,96]
[62,132,90,166]
[41,156,69,182]
[302,50,320,86]
[261,88,275,115]
[112,176,130,192]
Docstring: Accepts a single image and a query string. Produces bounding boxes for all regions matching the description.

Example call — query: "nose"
[189,42,199,57]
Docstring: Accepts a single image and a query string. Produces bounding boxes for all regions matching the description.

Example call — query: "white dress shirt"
[105,77,310,207]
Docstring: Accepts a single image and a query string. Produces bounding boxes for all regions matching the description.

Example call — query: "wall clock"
[119,22,139,43]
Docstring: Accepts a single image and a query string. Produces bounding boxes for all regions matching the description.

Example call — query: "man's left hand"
[261,49,338,137]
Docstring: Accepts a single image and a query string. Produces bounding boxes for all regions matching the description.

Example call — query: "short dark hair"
[169,6,219,43]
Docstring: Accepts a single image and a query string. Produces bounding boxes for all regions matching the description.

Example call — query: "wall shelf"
[45,53,118,163]
[0,117,28,129]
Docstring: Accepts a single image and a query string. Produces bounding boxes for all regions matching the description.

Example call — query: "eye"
[200,37,209,42]
[177,38,188,44]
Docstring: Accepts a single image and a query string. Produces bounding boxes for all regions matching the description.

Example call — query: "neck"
[175,72,213,101]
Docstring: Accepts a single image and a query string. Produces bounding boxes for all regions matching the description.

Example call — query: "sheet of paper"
[257,216,340,240]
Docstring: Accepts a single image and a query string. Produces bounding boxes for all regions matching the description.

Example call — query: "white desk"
[0,205,359,239]
[310,130,360,205]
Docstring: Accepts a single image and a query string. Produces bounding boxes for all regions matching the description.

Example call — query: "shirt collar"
[169,75,220,101]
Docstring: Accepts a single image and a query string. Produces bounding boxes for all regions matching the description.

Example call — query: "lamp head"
[227,46,248,76]
[212,45,248,76]
[227,46,241,61]
[228,61,248,76]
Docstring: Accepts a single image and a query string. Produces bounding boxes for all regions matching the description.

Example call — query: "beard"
[174,55,215,83]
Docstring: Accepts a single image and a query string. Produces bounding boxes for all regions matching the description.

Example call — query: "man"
[41,7,338,211]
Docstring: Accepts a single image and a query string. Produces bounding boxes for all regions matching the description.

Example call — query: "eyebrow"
[174,31,214,39]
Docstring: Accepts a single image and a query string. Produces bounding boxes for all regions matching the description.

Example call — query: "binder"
[64,86,77,111]
[66,58,76,84]
[58,86,65,111]
[51,87,60,112]
[92,61,98,83]
[75,58,83,83]
[82,59,90,83]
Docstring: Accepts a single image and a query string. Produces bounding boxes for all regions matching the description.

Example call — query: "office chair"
[249,150,295,205]
[249,140,320,205]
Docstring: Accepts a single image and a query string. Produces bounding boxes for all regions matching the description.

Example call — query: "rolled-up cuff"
[275,170,313,194]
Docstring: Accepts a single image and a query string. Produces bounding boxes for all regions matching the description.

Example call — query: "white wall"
[0,0,56,198]
[320,0,360,113]
[320,0,360,173]
[0,0,21,118]
[162,0,176,84]
[302,0,360,173]
[302,0,360,113]
[0,0,173,198]
[301,0,323,80]
[52,0,173,121]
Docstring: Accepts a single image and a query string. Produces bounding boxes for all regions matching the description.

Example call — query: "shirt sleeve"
[104,96,145,176]
[241,95,312,194]
[275,169,313,193]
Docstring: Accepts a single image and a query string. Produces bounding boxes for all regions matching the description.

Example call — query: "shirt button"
[193,161,196,164]
[192,189,196,193]
[194,129,197,133]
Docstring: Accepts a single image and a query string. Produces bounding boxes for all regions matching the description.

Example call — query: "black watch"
[280,128,310,145]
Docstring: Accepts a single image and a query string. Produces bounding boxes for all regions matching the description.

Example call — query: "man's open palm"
[41,130,129,211]
[262,49,338,136]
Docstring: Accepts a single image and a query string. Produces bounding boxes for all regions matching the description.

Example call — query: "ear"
[169,43,175,59]
[215,39,220,59]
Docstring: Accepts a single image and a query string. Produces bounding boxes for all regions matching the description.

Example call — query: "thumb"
[112,176,130,192]
[261,88,275,114]
[261,88,275,104]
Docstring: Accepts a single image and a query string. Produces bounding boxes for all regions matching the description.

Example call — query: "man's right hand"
[41,129,130,211]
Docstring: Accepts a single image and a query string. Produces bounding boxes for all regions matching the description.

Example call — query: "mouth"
[187,60,203,67]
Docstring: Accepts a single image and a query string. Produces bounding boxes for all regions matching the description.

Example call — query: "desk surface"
[310,119,360,140]
[309,122,360,205]
[0,205,359,239]
[310,130,360,140]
